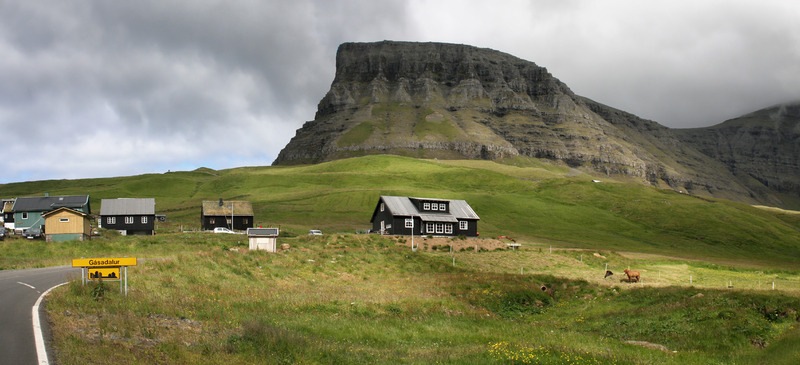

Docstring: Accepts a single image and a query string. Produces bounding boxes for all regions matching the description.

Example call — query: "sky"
[1,0,799,184]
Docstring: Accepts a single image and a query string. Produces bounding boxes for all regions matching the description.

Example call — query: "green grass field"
[24,233,800,364]
[2,154,800,363]
[3,155,799,267]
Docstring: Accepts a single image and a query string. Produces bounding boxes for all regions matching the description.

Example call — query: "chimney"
[219,198,223,206]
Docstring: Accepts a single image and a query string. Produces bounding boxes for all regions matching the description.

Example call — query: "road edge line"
[33,282,67,365]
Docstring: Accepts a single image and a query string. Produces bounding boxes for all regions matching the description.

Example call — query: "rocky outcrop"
[674,103,800,206]
[274,41,799,208]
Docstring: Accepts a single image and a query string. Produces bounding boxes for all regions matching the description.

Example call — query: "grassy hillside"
[40,233,800,364]
[4,155,800,363]
[2,155,799,267]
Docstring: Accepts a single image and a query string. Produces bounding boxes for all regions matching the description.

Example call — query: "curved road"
[0,266,80,365]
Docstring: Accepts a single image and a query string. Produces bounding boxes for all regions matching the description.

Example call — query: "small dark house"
[201,199,254,231]
[100,198,156,235]
[370,196,480,237]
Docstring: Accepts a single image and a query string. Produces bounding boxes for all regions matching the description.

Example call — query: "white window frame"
[141,216,148,224]
[426,222,434,233]
[431,203,438,211]
[125,216,134,224]
[444,224,453,234]
[59,218,70,223]
[22,212,28,219]
[439,203,446,211]
[380,203,385,212]
[423,202,430,210]
[405,218,413,228]
[435,223,444,234]
[459,221,468,230]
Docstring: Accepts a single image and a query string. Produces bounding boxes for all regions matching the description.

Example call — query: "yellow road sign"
[72,257,137,267]
[87,267,121,280]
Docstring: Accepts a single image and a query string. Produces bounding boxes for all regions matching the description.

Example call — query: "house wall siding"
[202,215,254,231]
[14,212,45,230]
[43,209,90,241]
[102,214,155,234]
[45,210,87,234]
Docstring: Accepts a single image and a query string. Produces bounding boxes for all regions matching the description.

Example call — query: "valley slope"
[2,155,799,268]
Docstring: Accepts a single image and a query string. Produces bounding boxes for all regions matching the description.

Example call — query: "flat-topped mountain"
[274,41,799,209]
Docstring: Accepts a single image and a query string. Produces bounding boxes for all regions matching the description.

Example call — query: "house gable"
[42,207,91,241]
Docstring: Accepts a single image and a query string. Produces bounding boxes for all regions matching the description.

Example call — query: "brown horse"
[623,269,640,283]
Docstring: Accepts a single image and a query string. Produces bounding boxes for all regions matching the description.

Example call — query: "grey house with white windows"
[100,198,156,235]
[370,196,480,237]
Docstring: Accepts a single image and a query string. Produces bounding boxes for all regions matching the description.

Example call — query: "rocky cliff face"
[274,41,798,208]
[674,103,800,206]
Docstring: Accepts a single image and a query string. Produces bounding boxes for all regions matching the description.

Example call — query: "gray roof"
[247,227,279,237]
[100,198,155,215]
[378,196,479,222]
[13,195,90,212]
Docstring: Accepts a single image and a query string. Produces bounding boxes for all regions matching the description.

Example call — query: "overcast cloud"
[1,0,798,183]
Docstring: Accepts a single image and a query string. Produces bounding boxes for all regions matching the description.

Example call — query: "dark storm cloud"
[0,0,411,182]
[1,0,797,183]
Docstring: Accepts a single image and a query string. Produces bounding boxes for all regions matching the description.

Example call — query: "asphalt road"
[0,266,80,365]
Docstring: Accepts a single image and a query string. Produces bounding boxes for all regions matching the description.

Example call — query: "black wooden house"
[201,199,254,231]
[100,198,156,235]
[370,196,480,237]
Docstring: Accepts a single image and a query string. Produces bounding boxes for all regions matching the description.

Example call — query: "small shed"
[247,227,279,252]
[42,207,91,242]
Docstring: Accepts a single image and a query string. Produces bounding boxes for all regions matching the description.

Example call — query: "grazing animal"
[604,270,614,278]
[623,269,640,283]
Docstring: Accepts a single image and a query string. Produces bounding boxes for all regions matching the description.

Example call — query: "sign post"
[72,257,137,296]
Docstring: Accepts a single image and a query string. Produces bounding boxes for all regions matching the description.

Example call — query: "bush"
[90,280,109,301]
[485,289,552,318]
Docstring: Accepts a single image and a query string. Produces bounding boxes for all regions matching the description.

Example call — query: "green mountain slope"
[2,155,799,267]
